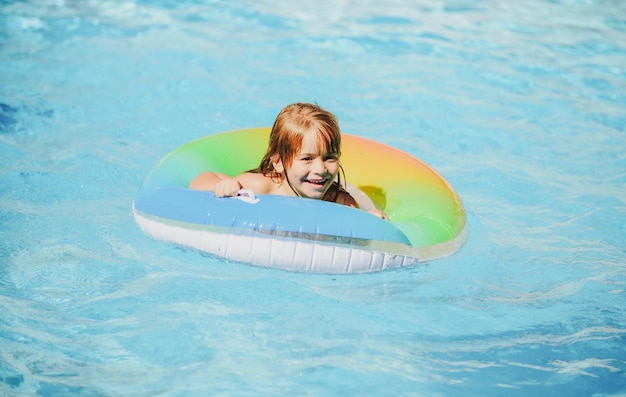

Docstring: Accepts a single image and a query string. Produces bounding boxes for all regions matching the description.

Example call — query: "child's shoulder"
[338,190,358,207]
[330,184,358,208]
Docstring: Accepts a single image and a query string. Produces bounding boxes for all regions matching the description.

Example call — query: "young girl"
[190,103,387,218]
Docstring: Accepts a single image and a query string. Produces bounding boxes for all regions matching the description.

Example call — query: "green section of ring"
[139,128,467,250]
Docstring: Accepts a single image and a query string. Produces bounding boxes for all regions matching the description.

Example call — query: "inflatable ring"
[133,128,467,273]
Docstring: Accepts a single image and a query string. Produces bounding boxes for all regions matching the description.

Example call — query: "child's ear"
[271,155,284,173]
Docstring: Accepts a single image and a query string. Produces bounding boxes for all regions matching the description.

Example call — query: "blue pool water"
[1,0,625,396]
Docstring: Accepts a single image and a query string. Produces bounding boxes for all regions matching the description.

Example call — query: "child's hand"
[214,177,243,197]
[369,208,389,220]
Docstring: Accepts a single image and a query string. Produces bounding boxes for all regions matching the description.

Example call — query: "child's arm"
[334,189,388,219]
[189,172,231,191]
[189,172,247,197]
[190,171,271,197]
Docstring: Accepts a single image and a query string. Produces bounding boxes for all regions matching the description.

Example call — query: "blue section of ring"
[134,187,411,245]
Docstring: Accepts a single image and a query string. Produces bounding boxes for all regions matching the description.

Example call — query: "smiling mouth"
[304,178,328,187]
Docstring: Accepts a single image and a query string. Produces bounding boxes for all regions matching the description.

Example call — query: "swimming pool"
[1,0,625,395]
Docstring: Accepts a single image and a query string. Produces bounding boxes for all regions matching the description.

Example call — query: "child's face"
[280,130,339,199]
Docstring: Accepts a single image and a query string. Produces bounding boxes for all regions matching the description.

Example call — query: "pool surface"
[1,1,625,396]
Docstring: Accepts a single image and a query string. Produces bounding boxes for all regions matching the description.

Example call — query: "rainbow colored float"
[133,128,467,273]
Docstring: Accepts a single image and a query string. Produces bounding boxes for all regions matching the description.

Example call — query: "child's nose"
[312,158,326,173]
